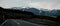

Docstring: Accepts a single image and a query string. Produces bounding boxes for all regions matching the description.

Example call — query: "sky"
[0,0,60,10]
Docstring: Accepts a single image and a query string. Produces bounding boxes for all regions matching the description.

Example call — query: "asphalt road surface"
[0,19,47,26]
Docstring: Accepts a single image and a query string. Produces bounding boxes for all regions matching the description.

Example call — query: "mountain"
[11,7,60,16]
[41,10,60,16]
[11,7,40,15]
[24,8,40,15]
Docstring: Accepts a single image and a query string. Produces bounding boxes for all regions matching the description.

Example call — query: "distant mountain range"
[5,7,60,16]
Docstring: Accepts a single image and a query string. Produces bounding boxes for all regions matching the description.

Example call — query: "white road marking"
[0,20,8,26]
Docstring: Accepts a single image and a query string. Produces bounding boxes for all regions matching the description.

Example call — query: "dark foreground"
[0,7,60,26]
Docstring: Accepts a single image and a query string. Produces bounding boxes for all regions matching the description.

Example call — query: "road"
[0,19,47,26]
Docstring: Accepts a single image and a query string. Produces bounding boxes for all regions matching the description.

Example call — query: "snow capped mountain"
[11,7,60,16]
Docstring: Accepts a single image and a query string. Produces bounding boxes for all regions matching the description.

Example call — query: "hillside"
[0,7,60,26]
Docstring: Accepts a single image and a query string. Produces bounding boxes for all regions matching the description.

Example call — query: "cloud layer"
[0,0,60,10]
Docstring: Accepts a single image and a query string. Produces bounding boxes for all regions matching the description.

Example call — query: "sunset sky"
[0,0,60,10]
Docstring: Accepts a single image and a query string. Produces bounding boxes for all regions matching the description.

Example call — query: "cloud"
[28,2,60,10]
[0,0,60,10]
